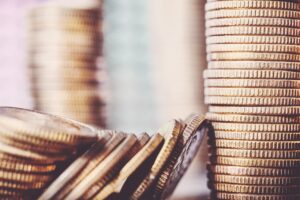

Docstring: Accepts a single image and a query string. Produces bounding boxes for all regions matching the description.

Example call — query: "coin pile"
[0,107,207,200]
[28,2,106,128]
[204,0,300,199]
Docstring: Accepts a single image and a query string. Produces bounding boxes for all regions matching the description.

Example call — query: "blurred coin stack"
[204,0,300,199]
[0,107,99,199]
[28,1,106,128]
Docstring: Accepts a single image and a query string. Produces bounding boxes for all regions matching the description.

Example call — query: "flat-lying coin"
[214,192,300,200]
[209,106,300,115]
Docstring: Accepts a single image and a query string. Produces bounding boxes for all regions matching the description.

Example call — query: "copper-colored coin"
[0,169,52,184]
[209,106,300,115]
[214,192,300,200]
[131,120,182,200]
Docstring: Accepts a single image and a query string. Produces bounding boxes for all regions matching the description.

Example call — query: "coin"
[92,133,164,200]
[204,69,300,79]
[210,130,300,141]
[214,192,300,200]
[131,120,182,200]
[153,114,207,200]
[205,1,300,11]
[209,106,300,115]
[208,165,300,177]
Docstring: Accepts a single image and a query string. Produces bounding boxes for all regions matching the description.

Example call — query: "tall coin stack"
[28,1,106,128]
[204,1,300,199]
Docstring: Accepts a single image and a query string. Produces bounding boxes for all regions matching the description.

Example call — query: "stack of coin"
[204,0,300,199]
[28,1,106,128]
[38,113,208,200]
[0,107,101,199]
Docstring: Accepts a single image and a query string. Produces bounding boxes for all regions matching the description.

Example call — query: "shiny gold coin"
[92,134,164,200]
[0,179,46,190]
[206,17,300,28]
[207,44,300,54]
[207,35,300,45]
[206,113,300,124]
[208,164,300,177]
[209,106,300,115]
[206,26,300,37]
[210,139,300,150]
[206,9,300,20]
[210,148,300,159]
[205,1,300,11]
[153,114,207,200]
[204,69,300,79]
[65,134,138,200]
[208,61,300,71]
[131,120,182,200]
[205,79,300,88]
[205,96,300,106]
[210,174,300,186]
[210,156,300,168]
[214,192,300,200]
[53,132,125,200]
[0,169,52,184]
[209,183,300,195]
[207,52,300,62]
[211,130,300,141]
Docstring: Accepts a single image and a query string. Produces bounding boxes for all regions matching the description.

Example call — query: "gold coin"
[207,35,300,45]
[204,69,300,79]
[205,79,300,88]
[209,183,300,195]
[210,156,300,167]
[210,148,300,159]
[208,61,300,71]
[92,134,164,200]
[207,52,300,62]
[207,44,300,54]
[209,106,300,115]
[214,192,300,200]
[53,132,125,200]
[206,17,300,28]
[205,96,300,106]
[29,56,98,68]
[0,179,46,190]
[0,169,52,184]
[206,26,300,37]
[206,113,300,124]
[153,114,207,200]
[64,134,138,200]
[210,139,300,150]
[210,174,300,186]
[211,130,300,141]
[131,120,182,200]
[205,1,300,11]
[208,164,300,177]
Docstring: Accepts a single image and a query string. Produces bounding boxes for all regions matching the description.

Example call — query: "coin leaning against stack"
[0,107,208,200]
[28,2,106,128]
[204,0,300,199]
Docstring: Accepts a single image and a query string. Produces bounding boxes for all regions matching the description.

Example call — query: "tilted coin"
[207,44,300,54]
[206,9,300,19]
[205,79,300,88]
[152,114,207,200]
[206,18,300,28]
[205,1,300,11]
[206,35,300,45]
[206,26,300,37]
[209,174,300,186]
[207,52,300,62]
[92,134,164,200]
[210,148,300,159]
[212,122,300,132]
[208,61,300,71]
[204,69,300,79]
[208,165,300,177]
[64,134,138,200]
[131,120,182,200]
[210,156,300,167]
[209,183,300,195]
[209,139,300,150]
[214,192,300,200]
[205,96,300,106]
[209,106,300,115]
[210,130,300,141]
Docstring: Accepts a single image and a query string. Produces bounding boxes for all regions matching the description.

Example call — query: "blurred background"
[0,0,207,199]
